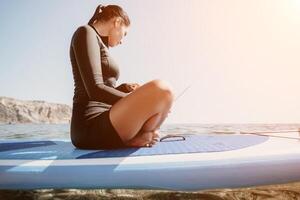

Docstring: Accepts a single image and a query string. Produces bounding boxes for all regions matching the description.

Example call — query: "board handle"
[160,134,186,142]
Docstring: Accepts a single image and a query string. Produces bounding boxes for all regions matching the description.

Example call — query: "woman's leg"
[109,79,174,146]
[125,111,169,147]
[140,110,170,132]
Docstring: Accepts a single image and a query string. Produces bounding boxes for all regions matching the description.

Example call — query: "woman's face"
[108,18,129,47]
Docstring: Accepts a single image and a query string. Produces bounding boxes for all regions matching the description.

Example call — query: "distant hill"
[0,96,72,124]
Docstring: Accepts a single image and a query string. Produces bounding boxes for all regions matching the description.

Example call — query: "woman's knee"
[148,79,174,105]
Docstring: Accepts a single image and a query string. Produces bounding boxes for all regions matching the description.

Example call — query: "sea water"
[1,123,300,140]
[1,123,300,200]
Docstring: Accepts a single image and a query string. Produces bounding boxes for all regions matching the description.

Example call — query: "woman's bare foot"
[125,130,160,148]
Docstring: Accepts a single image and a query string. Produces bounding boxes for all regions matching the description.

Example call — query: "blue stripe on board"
[0,141,56,152]
[0,135,268,160]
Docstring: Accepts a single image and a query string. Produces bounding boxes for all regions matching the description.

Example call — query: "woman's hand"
[125,83,140,92]
[116,83,140,93]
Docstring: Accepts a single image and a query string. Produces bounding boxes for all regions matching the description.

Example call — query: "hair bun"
[98,4,105,13]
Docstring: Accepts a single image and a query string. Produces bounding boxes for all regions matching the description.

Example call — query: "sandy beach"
[0,182,300,199]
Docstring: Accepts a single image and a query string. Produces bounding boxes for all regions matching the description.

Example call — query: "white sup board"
[0,132,300,191]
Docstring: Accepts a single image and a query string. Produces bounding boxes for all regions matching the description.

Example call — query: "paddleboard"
[0,132,300,191]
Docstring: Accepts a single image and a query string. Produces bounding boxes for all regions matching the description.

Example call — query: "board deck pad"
[0,134,268,160]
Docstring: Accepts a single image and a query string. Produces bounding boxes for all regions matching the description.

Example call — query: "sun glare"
[288,0,300,21]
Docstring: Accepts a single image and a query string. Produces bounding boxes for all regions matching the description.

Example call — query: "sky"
[0,0,300,124]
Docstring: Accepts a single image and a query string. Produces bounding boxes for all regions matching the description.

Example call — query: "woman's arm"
[72,26,127,105]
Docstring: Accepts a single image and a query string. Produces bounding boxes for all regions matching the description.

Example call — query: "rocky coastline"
[0,96,71,124]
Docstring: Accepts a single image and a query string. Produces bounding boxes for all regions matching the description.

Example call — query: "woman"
[70,4,174,149]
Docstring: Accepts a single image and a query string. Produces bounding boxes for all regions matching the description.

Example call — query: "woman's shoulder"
[74,25,95,36]
[71,25,97,44]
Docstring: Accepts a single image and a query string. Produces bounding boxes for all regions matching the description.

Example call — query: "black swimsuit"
[69,24,128,149]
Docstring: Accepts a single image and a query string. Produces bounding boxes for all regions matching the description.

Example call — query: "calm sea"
[1,123,300,200]
[1,123,300,140]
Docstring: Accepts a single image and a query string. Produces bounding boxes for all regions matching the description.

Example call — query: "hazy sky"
[1,0,300,124]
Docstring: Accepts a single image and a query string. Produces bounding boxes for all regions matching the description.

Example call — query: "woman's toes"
[124,130,161,148]
[152,130,160,140]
